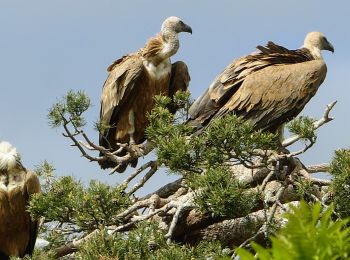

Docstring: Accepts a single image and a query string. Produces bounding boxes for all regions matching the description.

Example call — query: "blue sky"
[0,1,349,195]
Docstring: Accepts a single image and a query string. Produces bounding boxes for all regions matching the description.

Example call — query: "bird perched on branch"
[99,16,192,172]
[0,141,40,259]
[189,32,334,137]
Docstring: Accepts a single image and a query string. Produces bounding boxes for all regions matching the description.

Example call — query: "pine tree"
[25,90,350,259]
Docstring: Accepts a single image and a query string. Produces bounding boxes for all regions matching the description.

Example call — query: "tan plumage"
[189,32,334,134]
[0,141,40,259]
[99,17,192,171]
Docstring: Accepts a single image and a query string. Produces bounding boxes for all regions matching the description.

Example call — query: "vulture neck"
[160,29,179,59]
[303,44,323,60]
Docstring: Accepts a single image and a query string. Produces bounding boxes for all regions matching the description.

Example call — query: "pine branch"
[282,101,337,147]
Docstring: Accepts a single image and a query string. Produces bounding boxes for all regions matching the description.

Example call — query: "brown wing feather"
[99,53,144,148]
[24,171,40,257]
[214,60,327,132]
[189,42,316,130]
[168,61,190,114]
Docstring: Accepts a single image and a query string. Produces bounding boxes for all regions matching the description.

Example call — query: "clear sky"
[0,1,349,195]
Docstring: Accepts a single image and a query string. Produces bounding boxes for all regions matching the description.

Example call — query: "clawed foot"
[129,143,145,157]
[115,142,145,157]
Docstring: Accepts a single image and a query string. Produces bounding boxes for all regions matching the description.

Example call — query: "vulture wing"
[168,61,191,114]
[214,60,327,132]
[24,171,41,257]
[189,42,318,132]
[99,53,144,149]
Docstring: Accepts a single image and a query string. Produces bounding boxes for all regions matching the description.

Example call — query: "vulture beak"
[182,23,193,34]
[325,40,335,53]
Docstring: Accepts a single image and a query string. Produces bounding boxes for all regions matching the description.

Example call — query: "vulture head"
[303,31,334,59]
[0,141,18,171]
[161,16,192,35]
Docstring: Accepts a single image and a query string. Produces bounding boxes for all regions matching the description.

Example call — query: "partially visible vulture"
[99,16,192,172]
[0,141,40,259]
[189,32,334,137]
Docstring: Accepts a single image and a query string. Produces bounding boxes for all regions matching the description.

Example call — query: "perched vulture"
[99,16,192,172]
[0,141,40,259]
[189,32,334,136]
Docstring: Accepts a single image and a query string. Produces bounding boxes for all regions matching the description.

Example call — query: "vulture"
[0,141,40,259]
[99,16,192,172]
[188,32,334,136]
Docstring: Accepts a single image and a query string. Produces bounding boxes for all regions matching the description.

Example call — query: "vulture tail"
[0,251,9,260]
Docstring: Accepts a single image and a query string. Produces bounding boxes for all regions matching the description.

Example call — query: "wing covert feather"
[167,61,190,114]
[100,54,144,132]
[24,170,40,257]
[189,41,318,130]
[216,60,327,131]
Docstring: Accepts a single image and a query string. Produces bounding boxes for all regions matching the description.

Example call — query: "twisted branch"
[282,101,337,147]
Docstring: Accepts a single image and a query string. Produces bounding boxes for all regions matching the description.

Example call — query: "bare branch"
[282,101,337,147]
[306,163,330,173]
[287,139,315,157]
[111,200,178,234]
[115,194,166,220]
[183,201,300,246]
[141,178,184,200]
[309,178,331,186]
[260,170,275,192]
[60,113,155,171]
[61,119,101,162]
[165,192,195,242]
[119,161,156,188]
[54,229,99,258]
[127,161,158,195]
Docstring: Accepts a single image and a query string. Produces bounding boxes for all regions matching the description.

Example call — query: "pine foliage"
[236,201,350,260]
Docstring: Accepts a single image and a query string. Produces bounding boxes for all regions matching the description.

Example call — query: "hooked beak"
[325,41,335,53]
[182,23,192,34]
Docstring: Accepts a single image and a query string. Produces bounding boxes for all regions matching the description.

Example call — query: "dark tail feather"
[130,158,138,168]
[0,251,9,260]
[24,220,38,257]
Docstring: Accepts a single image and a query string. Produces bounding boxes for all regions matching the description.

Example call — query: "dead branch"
[309,178,332,186]
[306,163,330,173]
[282,101,337,147]
[60,112,155,173]
[141,178,184,200]
[61,117,101,162]
[54,229,99,258]
[165,192,195,242]
[126,161,158,195]
[181,201,300,246]
[115,194,167,221]
[111,195,191,234]
[119,161,156,188]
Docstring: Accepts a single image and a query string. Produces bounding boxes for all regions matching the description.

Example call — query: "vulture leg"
[127,109,139,168]
[127,109,136,145]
